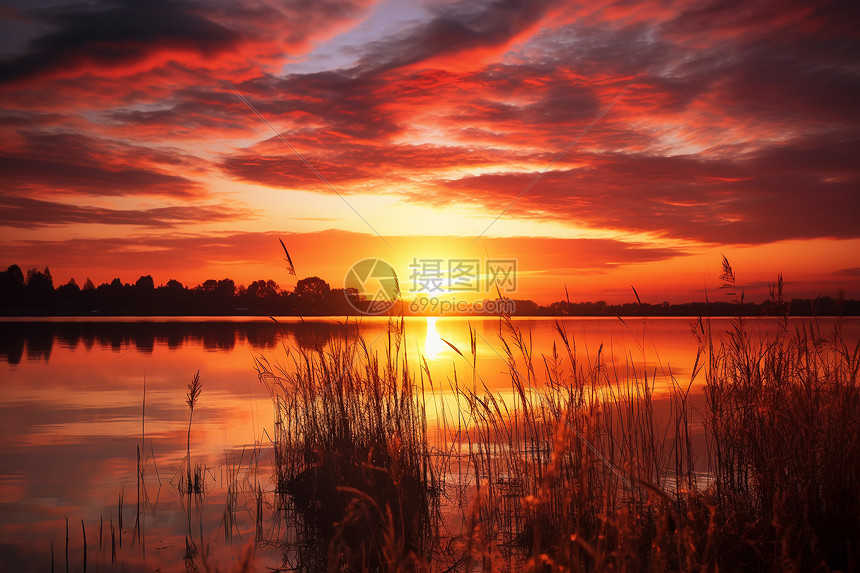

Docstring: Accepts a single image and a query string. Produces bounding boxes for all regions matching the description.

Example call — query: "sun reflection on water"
[423,316,448,358]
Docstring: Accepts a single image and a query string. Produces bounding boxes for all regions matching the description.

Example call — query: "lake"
[1,315,856,571]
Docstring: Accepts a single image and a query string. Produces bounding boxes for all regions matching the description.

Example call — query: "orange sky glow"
[1,0,858,304]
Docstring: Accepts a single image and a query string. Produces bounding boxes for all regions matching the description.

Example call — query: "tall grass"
[702,314,860,570]
[252,303,858,572]
[256,318,441,572]
[444,313,708,571]
[183,370,204,495]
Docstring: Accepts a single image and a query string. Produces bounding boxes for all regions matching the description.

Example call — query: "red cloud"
[0,132,206,197]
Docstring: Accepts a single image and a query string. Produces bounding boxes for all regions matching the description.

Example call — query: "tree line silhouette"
[1,264,857,317]
[0,264,352,315]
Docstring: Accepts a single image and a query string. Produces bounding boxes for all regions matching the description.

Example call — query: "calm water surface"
[1,316,856,571]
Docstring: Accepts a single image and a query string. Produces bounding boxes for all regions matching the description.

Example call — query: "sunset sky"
[1,0,858,304]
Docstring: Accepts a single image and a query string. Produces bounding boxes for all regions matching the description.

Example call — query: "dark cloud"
[0,0,377,90]
[444,65,603,135]
[0,195,252,228]
[663,0,860,44]
[203,0,570,147]
[0,111,70,128]
[106,91,252,139]
[267,71,402,140]
[354,0,559,74]
[220,139,516,189]
[708,39,860,126]
[0,0,239,85]
[427,135,860,244]
[0,132,203,196]
[653,0,860,130]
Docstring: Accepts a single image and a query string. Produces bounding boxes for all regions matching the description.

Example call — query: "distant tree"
[0,265,26,310]
[135,275,155,290]
[343,286,362,304]
[295,276,330,302]
[325,287,363,314]
[216,278,236,298]
[190,278,237,312]
[26,266,53,288]
[130,274,156,313]
[158,278,188,314]
[511,299,538,315]
[26,267,54,300]
[92,278,126,312]
[247,279,279,299]
[79,277,97,311]
[4,264,24,286]
[56,278,81,307]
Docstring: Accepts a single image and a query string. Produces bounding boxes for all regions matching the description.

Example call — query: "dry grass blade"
[441,337,464,358]
[279,237,296,276]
